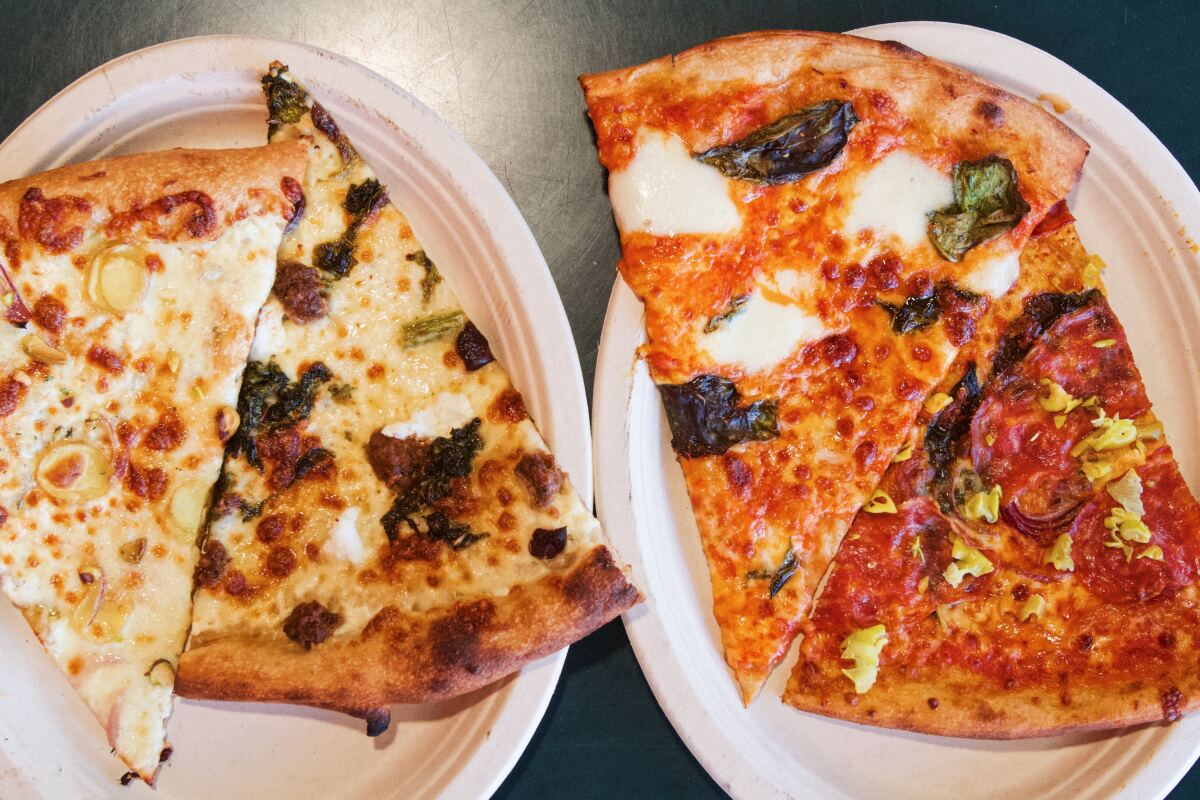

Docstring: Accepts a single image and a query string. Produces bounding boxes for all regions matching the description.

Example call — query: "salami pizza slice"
[786,218,1200,736]
[174,65,639,725]
[580,31,1088,702]
[0,141,307,780]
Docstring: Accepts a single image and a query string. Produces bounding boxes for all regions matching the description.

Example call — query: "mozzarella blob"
[843,150,952,249]
[326,506,367,565]
[703,270,834,373]
[608,129,741,236]
[381,392,475,440]
[960,247,1021,298]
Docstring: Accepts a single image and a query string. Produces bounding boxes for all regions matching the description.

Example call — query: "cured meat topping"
[282,600,342,649]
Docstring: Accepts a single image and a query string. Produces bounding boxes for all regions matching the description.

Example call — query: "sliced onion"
[35,441,111,502]
[169,479,210,537]
[1001,495,1086,543]
[86,243,149,315]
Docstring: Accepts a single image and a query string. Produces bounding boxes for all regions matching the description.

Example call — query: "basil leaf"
[746,550,799,598]
[658,375,778,458]
[878,290,939,334]
[927,155,1030,262]
[703,294,750,334]
[695,101,858,185]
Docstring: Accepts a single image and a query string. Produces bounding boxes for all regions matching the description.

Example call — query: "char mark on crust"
[974,99,1006,127]
[989,290,1100,379]
[564,547,640,610]
[430,599,496,673]
[364,707,390,737]
[878,39,920,57]
[18,188,91,253]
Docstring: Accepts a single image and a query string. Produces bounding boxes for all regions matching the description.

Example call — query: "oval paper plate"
[0,35,590,800]
[594,21,1200,800]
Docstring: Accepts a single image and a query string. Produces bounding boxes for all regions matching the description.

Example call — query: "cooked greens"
[402,310,466,348]
[927,155,1030,262]
[658,375,778,458]
[703,294,750,334]
[313,178,389,278]
[227,360,332,470]
[380,418,484,543]
[695,101,858,185]
[746,549,799,598]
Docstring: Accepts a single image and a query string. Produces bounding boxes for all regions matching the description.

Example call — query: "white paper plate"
[0,35,589,799]
[594,21,1200,800]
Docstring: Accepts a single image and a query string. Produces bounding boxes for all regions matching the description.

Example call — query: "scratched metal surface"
[0,1,1197,798]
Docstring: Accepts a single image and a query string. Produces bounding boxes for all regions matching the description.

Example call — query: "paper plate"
[593,21,1200,800]
[0,35,589,799]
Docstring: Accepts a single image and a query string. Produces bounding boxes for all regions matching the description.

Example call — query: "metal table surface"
[0,1,1198,797]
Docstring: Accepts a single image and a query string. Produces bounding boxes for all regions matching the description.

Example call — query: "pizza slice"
[580,31,1088,702]
[786,215,1200,735]
[0,141,307,780]
[173,64,639,726]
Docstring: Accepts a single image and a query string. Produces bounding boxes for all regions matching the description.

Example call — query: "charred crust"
[974,99,1006,127]
[430,599,496,671]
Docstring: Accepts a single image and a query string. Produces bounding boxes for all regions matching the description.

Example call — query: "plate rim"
[594,20,1200,800]
[0,33,585,800]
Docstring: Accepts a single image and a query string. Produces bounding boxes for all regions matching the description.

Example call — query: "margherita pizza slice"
[787,218,1200,735]
[0,142,307,780]
[580,31,1088,702]
[174,65,639,726]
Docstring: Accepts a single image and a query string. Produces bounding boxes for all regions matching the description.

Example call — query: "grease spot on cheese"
[960,247,1020,298]
[381,392,475,440]
[609,129,741,236]
[843,150,952,249]
[702,270,834,373]
[325,506,366,565]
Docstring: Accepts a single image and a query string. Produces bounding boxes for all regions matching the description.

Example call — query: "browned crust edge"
[175,546,640,707]
[0,140,308,234]
[580,29,1088,207]
[784,659,1199,738]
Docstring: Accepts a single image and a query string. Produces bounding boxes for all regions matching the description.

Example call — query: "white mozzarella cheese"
[959,247,1021,298]
[843,150,952,249]
[608,129,741,236]
[249,299,287,362]
[703,273,835,373]
[325,506,366,565]
[381,392,475,440]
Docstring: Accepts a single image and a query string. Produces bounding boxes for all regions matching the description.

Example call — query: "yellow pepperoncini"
[840,625,888,694]
[943,533,994,587]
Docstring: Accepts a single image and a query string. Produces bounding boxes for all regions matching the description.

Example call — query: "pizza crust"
[784,660,1198,738]
[581,30,1087,208]
[176,546,638,707]
[0,141,308,229]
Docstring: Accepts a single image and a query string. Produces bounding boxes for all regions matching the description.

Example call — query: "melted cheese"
[249,299,287,361]
[960,247,1021,298]
[380,392,475,439]
[608,129,741,236]
[843,150,952,249]
[325,506,366,564]
[702,270,834,373]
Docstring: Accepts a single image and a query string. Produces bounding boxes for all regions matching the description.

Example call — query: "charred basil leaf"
[703,294,750,334]
[658,375,778,458]
[924,364,983,512]
[746,550,799,598]
[380,418,484,542]
[420,511,489,550]
[228,360,332,470]
[989,290,1099,379]
[927,155,1030,262]
[261,65,309,136]
[696,101,858,185]
[879,289,940,334]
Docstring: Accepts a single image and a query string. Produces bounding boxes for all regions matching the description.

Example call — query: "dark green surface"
[0,1,1197,797]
